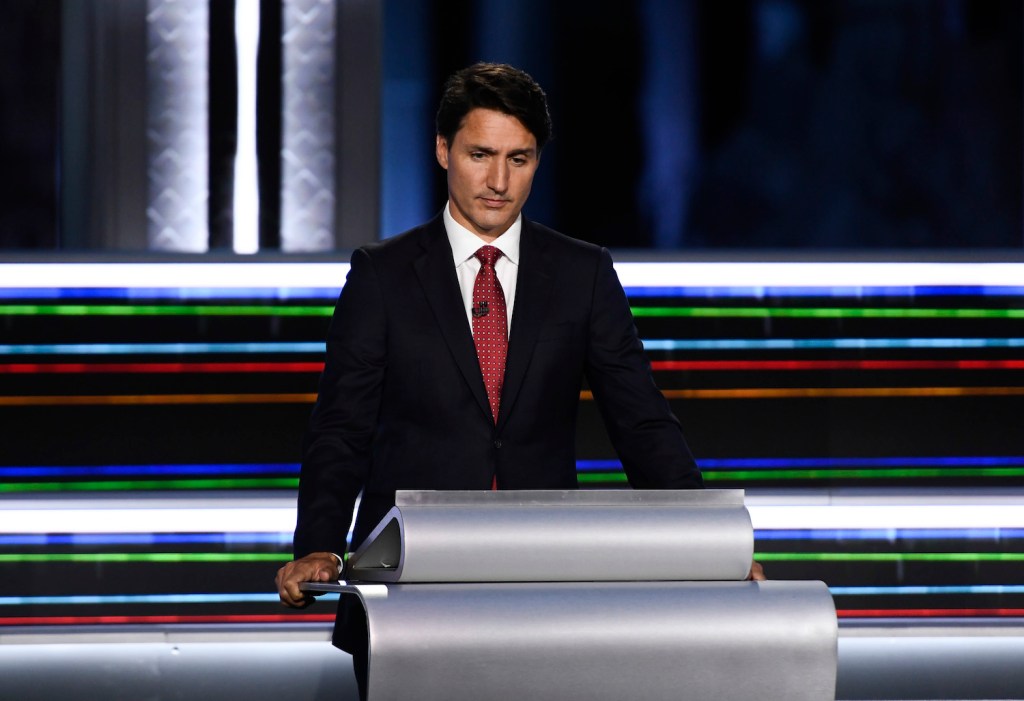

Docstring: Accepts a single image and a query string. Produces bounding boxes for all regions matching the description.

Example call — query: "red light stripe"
[837,609,1024,618]
[651,360,1024,372]
[0,614,336,626]
[0,362,324,375]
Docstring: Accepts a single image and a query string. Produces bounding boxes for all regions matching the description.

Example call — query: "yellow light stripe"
[3,386,1022,407]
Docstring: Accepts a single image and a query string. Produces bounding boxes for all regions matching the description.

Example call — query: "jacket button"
[494,439,503,449]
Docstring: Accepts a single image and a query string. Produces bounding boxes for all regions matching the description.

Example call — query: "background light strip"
[749,505,1024,530]
[5,502,1024,534]
[836,609,1024,618]
[623,285,1024,298]
[0,342,325,356]
[0,533,292,546]
[7,359,1020,375]
[0,394,317,407]
[3,284,1023,301]
[0,362,323,375]
[586,387,1024,400]
[754,529,1024,541]
[0,594,292,606]
[579,457,1024,470]
[0,553,288,563]
[632,306,1024,320]
[0,464,300,478]
[0,304,332,317]
[3,262,1022,288]
[650,359,1024,372]
[830,585,1024,596]
[5,303,1023,320]
[7,386,1019,408]
[0,287,342,300]
[756,553,1024,563]
[4,338,1024,356]
[0,508,297,534]
[0,614,336,626]
[641,338,1024,351]
[0,479,299,493]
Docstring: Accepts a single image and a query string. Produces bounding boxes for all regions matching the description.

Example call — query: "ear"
[435,135,449,170]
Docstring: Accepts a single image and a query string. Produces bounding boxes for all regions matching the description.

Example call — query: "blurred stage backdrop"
[0,0,1023,633]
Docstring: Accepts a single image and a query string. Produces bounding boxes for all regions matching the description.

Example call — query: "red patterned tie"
[472,246,508,425]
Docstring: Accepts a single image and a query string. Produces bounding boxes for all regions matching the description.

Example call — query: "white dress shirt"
[444,202,520,335]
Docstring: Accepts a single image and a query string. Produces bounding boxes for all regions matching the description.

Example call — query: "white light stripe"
[233,0,261,254]
[612,262,1024,289]
[0,507,296,534]
[3,498,1023,533]
[0,263,350,288]
[0,262,1021,289]
[748,504,1024,530]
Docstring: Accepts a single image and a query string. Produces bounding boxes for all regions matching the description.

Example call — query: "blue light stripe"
[5,338,1024,356]
[0,342,326,356]
[0,533,293,547]
[829,585,1024,596]
[577,457,1024,472]
[0,593,337,606]
[3,285,1022,302]
[754,529,1024,541]
[0,463,301,478]
[642,338,1024,351]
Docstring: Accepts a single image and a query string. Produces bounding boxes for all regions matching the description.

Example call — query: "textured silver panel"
[281,0,336,252]
[334,580,837,701]
[347,489,754,583]
[145,0,209,252]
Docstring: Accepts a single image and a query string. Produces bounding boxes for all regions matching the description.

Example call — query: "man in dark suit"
[276,62,721,694]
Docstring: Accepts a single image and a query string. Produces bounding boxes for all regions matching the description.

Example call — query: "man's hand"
[746,560,766,581]
[275,552,342,608]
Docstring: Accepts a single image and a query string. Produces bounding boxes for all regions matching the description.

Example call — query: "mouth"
[480,197,510,208]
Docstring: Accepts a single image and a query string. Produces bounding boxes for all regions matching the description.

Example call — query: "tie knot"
[474,246,502,267]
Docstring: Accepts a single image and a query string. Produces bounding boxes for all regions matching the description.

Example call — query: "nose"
[486,159,509,194]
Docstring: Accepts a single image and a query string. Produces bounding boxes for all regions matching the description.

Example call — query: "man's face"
[436,108,540,242]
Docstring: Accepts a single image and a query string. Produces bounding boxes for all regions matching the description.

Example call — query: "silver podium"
[304,489,837,701]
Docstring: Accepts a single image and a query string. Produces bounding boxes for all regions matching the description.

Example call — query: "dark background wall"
[2,0,1022,250]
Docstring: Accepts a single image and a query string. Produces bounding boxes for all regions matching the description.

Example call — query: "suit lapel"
[498,219,555,430]
[412,217,493,421]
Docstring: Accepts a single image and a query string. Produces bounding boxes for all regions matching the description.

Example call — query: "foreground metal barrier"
[305,489,837,701]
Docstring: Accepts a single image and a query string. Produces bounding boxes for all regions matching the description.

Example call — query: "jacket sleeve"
[584,248,703,490]
[293,248,387,558]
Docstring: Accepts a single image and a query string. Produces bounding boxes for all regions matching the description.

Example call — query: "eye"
[470,151,487,160]
[510,156,527,166]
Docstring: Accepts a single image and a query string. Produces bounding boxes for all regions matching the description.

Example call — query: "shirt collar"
[444,202,521,267]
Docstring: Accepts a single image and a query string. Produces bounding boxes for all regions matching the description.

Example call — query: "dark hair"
[435,62,553,151]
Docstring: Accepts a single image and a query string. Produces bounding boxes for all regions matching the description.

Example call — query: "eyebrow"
[465,144,537,158]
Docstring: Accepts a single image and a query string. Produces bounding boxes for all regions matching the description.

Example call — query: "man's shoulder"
[355,214,444,262]
[524,219,607,263]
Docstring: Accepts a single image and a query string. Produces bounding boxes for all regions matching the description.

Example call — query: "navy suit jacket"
[294,213,702,563]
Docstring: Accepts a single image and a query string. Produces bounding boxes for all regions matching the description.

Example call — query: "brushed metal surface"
[347,489,753,583]
[328,580,837,701]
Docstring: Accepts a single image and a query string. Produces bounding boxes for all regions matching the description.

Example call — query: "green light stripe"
[0,305,332,317]
[0,478,299,493]
[580,468,1024,482]
[754,552,1024,562]
[703,467,1024,480]
[630,306,1024,319]
[0,553,288,563]
[576,472,629,484]
[5,304,1022,320]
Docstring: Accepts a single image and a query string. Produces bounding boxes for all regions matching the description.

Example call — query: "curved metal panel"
[348,489,753,583]
[338,580,836,701]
